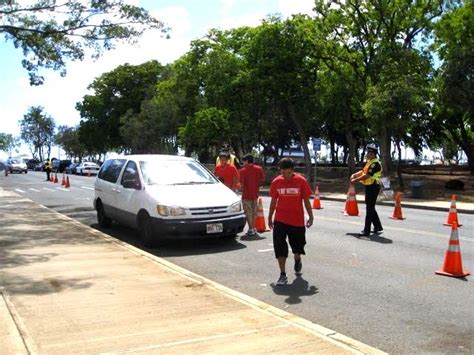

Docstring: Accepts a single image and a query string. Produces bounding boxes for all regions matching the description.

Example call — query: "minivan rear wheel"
[97,202,112,228]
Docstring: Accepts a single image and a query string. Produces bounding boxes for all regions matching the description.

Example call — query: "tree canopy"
[0,0,168,85]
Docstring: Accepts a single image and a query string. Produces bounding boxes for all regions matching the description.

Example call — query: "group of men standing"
[213,145,384,286]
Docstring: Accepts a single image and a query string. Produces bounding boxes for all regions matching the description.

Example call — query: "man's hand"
[306,216,313,228]
[268,218,273,230]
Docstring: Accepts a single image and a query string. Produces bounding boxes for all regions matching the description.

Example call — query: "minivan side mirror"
[122,179,141,190]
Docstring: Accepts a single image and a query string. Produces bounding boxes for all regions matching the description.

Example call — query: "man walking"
[268,158,314,286]
[214,151,239,191]
[44,159,52,182]
[239,154,265,237]
[350,145,383,236]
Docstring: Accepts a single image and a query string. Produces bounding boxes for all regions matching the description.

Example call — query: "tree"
[178,107,230,162]
[19,106,55,161]
[313,0,459,173]
[77,60,163,153]
[55,125,86,160]
[0,133,20,156]
[1,0,169,85]
[432,2,474,173]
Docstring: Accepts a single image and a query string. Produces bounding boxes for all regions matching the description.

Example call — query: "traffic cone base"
[435,222,470,278]
[255,196,268,233]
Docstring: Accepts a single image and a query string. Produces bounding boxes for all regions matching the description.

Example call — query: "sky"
[0,0,314,159]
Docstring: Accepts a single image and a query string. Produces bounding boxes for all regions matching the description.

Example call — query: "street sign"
[313,138,321,152]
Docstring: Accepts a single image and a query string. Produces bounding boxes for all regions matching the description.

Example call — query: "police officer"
[350,145,383,236]
[44,159,52,181]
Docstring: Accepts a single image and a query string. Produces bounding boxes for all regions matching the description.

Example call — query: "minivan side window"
[121,161,141,189]
[98,159,126,183]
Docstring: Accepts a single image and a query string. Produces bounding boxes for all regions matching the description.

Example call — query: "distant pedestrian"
[215,144,241,168]
[214,151,239,191]
[350,144,383,236]
[268,158,314,286]
[239,154,265,237]
[44,159,52,181]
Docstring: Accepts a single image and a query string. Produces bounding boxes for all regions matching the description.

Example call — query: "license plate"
[206,223,223,234]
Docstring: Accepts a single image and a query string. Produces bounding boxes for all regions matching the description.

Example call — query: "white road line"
[257,248,274,253]
[74,197,91,200]
[81,186,94,190]
[14,189,26,193]
[56,187,70,192]
[42,188,55,192]
[29,188,41,192]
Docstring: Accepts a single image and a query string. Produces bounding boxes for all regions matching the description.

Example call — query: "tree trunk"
[378,126,392,175]
[288,105,313,182]
[395,140,405,191]
[345,131,356,174]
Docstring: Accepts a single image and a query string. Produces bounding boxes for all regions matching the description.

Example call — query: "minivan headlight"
[157,205,186,217]
[230,201,242,212]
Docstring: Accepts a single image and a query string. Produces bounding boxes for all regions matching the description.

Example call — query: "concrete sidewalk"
[0,188,384,354]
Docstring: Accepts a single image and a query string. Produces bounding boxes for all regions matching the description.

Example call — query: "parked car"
[5,158,28,173]
[65,162,79,174]
[76,162,100,175]
[58,159,72,173]
[26,159,40,170]
[93,155,246,247]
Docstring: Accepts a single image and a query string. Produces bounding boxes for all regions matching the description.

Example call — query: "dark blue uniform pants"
[363,183,382,233]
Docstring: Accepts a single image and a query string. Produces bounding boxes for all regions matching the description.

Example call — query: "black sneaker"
[276,273,288,286]
[359,230,370,236]
[372,228,384,234]
[294,259,302,273]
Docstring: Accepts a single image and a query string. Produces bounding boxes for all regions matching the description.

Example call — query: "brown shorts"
[242,199,258,222]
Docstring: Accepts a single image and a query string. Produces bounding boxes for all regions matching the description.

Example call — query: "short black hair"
[219,151,230,158]
[279,157,295,170]
[242,154,254,163]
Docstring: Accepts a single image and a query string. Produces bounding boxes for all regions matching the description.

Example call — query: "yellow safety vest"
[216,154,238,167]
[361,158,382,185]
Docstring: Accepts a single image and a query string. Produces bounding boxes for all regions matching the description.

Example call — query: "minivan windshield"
[140,159,218,185]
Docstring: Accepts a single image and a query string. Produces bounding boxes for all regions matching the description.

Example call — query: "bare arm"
[303,198,314,228]
[267,197,277,229]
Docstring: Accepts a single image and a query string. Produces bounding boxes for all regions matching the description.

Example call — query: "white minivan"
[94,155,246,247]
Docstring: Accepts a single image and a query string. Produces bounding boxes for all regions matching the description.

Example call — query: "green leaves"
[1,0,169,85]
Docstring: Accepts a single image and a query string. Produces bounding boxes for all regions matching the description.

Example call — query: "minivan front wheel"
[138,213,155,248]
[97,202,112,228]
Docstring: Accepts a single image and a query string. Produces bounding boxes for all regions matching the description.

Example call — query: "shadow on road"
[270,274,318,304]
[345,232,393,244]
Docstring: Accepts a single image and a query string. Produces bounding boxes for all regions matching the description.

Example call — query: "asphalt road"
[1,171,473,354]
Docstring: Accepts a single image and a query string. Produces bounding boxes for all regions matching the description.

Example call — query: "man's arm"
[303,197,314,228]
[268,197,277,229]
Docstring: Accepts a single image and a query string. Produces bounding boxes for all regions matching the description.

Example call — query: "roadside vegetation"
[1,1,472,178]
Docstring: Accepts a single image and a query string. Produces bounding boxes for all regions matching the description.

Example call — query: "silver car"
[5,158,28,174]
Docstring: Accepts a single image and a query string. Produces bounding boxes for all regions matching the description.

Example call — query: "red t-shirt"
[269,173,312,227]
[239,164,265,200]
[214,164,239,189]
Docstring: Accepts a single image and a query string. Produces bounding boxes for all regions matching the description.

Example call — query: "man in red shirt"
[214,152,239,191]
[239,154,265,237]
[268,158,314,286]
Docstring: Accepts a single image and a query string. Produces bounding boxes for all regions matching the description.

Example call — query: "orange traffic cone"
[435,222,470,278]
[443,195,462,227]
[65,176,70,188]
[389,191,405,220]
[312,184,323,209]
[61,174,66,186]
[54,173,59,183]
[343,183,359,216]
[255,196,268,233]
[50,174,54,182]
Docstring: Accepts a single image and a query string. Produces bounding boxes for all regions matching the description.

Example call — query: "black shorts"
[273,221,306,258]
